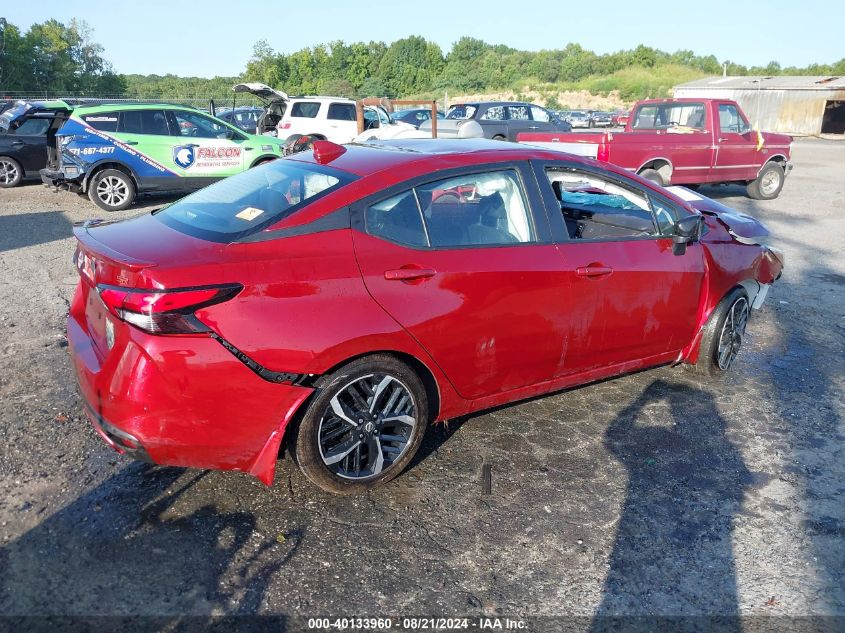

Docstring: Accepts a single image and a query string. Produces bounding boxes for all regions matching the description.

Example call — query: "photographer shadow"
[592,379,751,632]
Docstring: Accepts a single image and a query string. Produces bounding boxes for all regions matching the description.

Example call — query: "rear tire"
[691,287,750,378]
[293,354,429,495]
[492,134,506,141]
[88,168,135,212]
[0,157,22,188]
[746,161,784,200]
[639,168,665,187]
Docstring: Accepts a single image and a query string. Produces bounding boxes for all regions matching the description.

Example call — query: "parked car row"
[440,101,572,141]
[557,110,623,128]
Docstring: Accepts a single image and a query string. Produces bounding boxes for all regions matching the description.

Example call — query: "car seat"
[468,192,517,244]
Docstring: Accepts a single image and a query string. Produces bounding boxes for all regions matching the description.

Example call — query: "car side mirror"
[672,214,703,256]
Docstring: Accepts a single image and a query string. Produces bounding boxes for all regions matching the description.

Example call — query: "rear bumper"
[68,291,314,485]
[40,167,82,191]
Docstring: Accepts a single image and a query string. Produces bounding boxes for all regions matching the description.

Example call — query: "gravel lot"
[0,140,843,631]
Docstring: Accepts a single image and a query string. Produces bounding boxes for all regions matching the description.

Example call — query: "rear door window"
[366,191,428,247]
[118,110,171,135]
[13,118,50,136]
[506,105,530,120]
[364,169,535,249]
[327,103,356,121]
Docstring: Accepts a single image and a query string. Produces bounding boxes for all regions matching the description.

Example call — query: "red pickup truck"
[517,98,793,199]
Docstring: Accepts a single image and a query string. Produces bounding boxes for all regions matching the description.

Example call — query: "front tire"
[293,355,430,494]
[0,157,23,188]
[747,161,784,200]
[692,288,750,377]
[88,168,135,212]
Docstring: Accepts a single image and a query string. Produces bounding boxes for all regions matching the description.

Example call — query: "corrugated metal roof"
[676,76,845,90]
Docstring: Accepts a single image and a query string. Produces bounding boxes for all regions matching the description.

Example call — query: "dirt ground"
[0,140,843,631]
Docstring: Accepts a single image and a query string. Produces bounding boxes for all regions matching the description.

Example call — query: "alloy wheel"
[318,373,417,480]
[716,297,749,370]
[97,175,129,208]
[0,160,19,185]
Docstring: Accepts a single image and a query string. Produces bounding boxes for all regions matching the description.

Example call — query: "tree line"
[0,18,125,96]
[3,18,844,103]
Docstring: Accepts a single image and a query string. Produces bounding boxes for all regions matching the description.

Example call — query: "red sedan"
[68,139,783,494]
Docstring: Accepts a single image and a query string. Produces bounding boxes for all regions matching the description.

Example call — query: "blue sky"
[4,1,842,77]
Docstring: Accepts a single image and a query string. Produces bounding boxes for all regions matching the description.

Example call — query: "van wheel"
[293,354,429,495]
[88,169,135,211]
[747,162,784,200]
[639,168,665,186]
[691,287,750,378]
[0,157,22,188]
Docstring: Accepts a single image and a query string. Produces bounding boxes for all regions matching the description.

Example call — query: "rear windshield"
[0,102,30,132]
[632,103,706,130]
[155,159,357,242]
[445,105,477,120]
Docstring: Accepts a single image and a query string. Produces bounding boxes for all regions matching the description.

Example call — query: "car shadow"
[590,379,750,631]
[0,211,74,253]
[0,463,301,629]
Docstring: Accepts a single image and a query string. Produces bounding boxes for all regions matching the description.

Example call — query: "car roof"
[72,103,200,113]
[450,101,532,108]
[635,98,712,106]
[289,96,356,103]
[287,138,602,178]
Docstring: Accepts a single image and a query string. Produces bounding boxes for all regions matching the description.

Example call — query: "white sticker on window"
[235,206,265,221]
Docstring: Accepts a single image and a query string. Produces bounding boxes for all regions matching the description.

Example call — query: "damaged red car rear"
[67,139,783,494]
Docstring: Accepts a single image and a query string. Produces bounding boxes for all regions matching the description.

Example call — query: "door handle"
[718,137,728,143]
[124,141,138,146]
[244,147,254,151]
[576,266,613,278]
[10,141,24,146]
[384,267,436,281]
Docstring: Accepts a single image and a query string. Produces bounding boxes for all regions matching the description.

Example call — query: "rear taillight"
[279,122,291,130]
[97,284,242,335]
[597,133,610,162]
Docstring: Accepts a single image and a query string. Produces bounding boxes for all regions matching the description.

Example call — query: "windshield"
[155,159,357,242]
[445,105,477,120]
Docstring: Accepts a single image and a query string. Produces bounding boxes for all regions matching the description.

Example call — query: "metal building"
[674,76,845,136]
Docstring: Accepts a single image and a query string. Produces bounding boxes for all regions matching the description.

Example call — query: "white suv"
[279,96,397,144]
[232,84,415,144]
